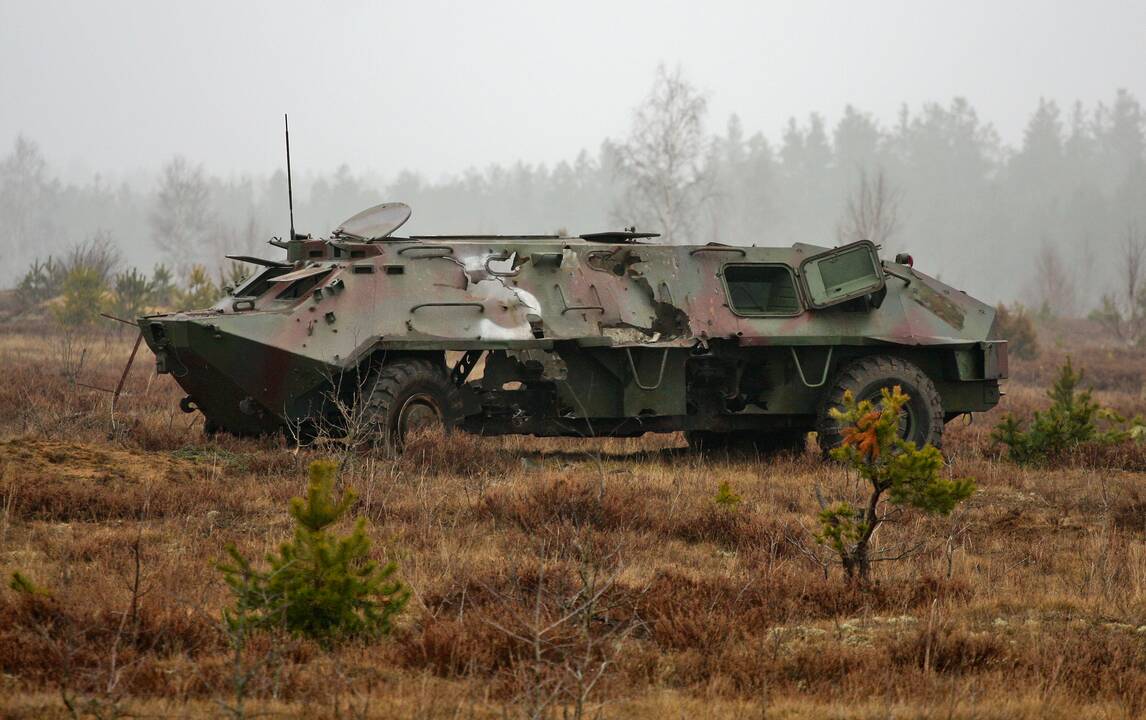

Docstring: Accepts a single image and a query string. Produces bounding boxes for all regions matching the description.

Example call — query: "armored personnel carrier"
[138,202,1006,451]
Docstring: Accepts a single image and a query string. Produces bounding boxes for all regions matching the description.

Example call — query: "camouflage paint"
[138,218,1005,437]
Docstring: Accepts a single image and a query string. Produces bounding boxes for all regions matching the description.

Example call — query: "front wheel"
[361,358,463,451]
[816,356,944,452]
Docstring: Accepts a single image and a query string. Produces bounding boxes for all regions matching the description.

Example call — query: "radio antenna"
[284,114,296,241]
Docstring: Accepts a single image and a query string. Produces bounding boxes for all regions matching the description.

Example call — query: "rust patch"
[650,298,690,338]
[628,275,690,339]
[587,248,641,277]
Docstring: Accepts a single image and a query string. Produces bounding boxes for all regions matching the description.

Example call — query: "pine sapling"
[817,386,974,583]
[992,358,1141,463]
[713,481,742,509]
[218,460,409,644]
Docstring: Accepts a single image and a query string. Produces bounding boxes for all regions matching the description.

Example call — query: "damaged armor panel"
[138,202,1005,448]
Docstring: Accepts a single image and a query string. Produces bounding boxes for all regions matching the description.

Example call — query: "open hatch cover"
[226,254,291,268]
[333,202,412,241]
[270,264,331,283]
[799,240,885,309]
[580,230,660,243]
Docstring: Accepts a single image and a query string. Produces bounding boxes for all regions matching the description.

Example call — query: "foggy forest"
[7,3,1146,712]
[3,67,1143,317]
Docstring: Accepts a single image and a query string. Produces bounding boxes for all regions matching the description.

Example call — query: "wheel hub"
[866,390,915,440]
[398,393,443,439]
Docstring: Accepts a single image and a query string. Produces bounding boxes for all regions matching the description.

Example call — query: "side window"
[723,264,801,315]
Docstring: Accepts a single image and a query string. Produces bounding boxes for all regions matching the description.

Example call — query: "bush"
[176,265,220,310]
[18,235,123,318]
[150,264,175,306]
[713,481,742,509]
[992,358,1141,464]
[65,232,121,284]
[221,260,249,292]
[17,256,66,307]
[218,460,409,643]
[994,303,1038,359]
[53,266,108,326]
[818,386,974,583]
[111,267,153,320]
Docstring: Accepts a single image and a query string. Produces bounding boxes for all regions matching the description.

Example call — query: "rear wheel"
[816,355,944,452]
[361,358,463,451]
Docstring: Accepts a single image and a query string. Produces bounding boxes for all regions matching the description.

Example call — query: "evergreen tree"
[111,267,153,320]
[54,265,108,327]
[176,265,220,310]
[219,460,408,643]
[991,358,1137,464]
[818,386,974,582]
[151,156,213,272]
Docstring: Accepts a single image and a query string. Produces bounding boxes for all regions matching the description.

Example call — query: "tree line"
[1,67,1143,319]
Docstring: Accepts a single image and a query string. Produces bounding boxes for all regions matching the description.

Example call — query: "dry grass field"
[1,320,1145,719]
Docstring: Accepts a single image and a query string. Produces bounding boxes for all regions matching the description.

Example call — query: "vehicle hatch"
[798,240,885,309]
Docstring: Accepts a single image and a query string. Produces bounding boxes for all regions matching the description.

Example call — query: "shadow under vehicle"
[139,202,1006,451]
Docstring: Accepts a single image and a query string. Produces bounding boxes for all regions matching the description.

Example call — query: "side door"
[798,240,885,309]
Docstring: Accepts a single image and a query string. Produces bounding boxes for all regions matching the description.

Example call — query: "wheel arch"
[358,354,464,451]
[356,345,449,376]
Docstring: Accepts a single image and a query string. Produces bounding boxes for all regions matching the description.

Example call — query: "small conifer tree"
[177,265,220,310]
[713,480,742,509]
[219,460,408,643]
[18,256,65,307]
[9,571,50,596]
[150,264,175,306]
[991,358,1136,464]
[54,266,108,326]
[111,267,154,320]
[818,386,974,583]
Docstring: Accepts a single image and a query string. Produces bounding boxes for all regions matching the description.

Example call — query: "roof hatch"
[333,202,412,241]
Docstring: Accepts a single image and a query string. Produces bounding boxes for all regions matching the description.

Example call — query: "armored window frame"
[275,270,332,300]
[234,267,291,299]
[720,263,803,317]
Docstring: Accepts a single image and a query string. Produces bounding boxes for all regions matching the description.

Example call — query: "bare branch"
[837,167,901,248]
[613,65,713,243]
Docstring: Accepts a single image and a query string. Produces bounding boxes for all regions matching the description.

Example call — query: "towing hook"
[179,396,199,414]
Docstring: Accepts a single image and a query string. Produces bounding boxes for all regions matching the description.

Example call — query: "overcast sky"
[2,0,1144,183]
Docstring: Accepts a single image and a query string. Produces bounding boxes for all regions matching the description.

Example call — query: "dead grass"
[1,323,1145,717]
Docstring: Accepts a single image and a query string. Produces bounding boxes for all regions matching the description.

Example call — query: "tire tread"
[362,357,462,450]
[816,355,944,452]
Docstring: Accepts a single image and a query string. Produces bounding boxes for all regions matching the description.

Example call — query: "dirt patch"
[0,437,198,520]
